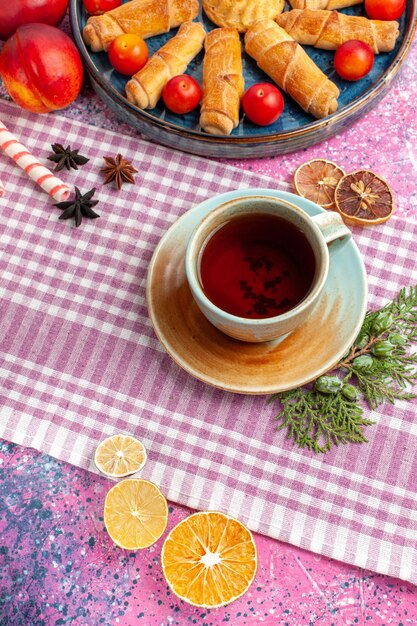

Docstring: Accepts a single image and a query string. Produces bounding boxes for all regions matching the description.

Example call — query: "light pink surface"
[1,17,417,626]
[2,439,417,625]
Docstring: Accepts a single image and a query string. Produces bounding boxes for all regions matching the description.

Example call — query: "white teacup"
[185,195,351,343]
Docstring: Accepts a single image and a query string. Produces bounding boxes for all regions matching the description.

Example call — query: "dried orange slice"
[293,159,345,208]
[104,479,168,550]
[94,434,147,477]
[161,511,257,608]
[334,170,394,226]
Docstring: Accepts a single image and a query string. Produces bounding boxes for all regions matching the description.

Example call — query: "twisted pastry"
[125,21,206,109]
[245,19,339,119]
[202,0,285,33]
[277,9,399,53]
[289,0,363,9]
[83,0,199,52]
[200,28,244,135]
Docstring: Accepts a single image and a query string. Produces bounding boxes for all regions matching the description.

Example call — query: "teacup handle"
[311,211,351,244]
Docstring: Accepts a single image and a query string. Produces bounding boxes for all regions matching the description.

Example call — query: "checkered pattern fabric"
[1,100,417,583]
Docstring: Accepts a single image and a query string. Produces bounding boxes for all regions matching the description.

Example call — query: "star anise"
[101,154,138,190]
[54,187,100,227]
[48,143,90,171]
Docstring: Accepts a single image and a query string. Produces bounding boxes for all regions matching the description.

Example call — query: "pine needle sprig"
[271,388,374,453]
[271,286,417,453]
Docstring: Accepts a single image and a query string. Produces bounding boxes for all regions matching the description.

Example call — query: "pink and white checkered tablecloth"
[1,99,417,584]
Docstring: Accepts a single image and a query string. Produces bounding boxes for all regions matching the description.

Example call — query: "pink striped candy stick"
[0,120,71,202]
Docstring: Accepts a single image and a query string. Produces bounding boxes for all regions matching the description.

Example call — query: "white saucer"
[146,188,368,395]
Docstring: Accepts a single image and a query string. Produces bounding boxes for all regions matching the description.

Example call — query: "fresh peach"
[0,0,69,42]
[0,24,84,114]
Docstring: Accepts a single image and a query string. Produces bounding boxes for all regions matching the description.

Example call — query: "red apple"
[0,23,84,114]
[0,0,69,41]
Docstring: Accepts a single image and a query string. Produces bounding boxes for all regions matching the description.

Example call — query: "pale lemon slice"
[104,478,168,550]
[293,158,345,208]
[161,511,257,608]
[94,434,147,478]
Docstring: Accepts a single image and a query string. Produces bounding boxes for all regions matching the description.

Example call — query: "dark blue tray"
[70,0,417,157]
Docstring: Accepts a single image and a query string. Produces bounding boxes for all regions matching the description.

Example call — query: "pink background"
[1,13,417,625]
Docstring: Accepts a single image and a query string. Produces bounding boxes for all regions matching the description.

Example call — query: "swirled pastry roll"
[125,21,205,109]
[200,28,244,135]
[289,0,363,9]
[202,0,285,33]
[277,9,399,53]
[245,19,339,119]
[83,0,199,52]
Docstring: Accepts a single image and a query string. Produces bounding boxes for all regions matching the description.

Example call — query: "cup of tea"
[185,195,351,343]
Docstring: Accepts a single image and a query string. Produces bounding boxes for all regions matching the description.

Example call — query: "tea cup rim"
[185,194,330,328]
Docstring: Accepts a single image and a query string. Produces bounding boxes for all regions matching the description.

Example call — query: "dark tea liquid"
[199,213,316,319]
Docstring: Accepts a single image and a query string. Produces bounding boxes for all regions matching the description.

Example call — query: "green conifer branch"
[271,286,417,453]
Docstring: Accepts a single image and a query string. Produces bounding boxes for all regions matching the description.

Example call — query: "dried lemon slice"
[293,158,345,208]
[334,169,394,226]
[161,511,257,608]
[94,434,147,477]
[104,479,168,550]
